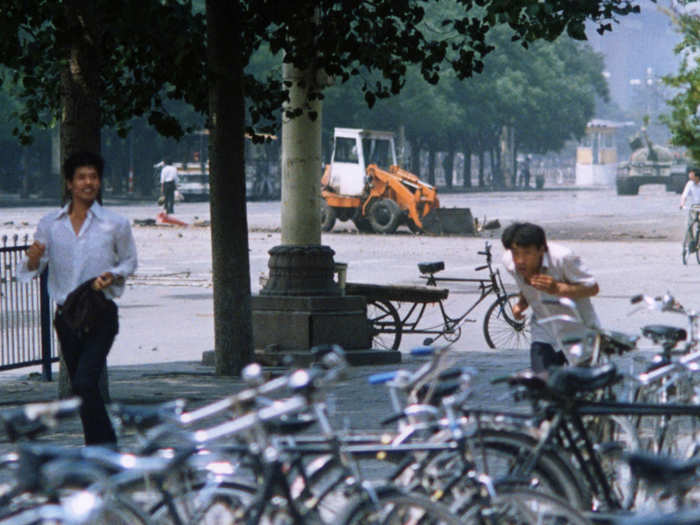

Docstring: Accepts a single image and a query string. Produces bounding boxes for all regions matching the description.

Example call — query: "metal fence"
[0,234,57,380]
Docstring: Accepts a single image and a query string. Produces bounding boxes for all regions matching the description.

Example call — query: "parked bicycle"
[347,241,530,351]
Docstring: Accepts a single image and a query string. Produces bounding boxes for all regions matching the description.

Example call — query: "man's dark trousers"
[54,302,118,445]
[531,341,567,373]
[163,180,175,214]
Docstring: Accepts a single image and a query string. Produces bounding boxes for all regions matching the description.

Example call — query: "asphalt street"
[0,184,694,449]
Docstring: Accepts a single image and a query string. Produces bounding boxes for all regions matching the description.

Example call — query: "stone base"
[254,348,401,367]
[252,294,370,352]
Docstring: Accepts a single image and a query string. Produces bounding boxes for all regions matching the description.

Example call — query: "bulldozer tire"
[368,198,400,234]
[320,201,336,232]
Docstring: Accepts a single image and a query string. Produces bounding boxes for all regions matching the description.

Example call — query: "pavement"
[0,349,531,451]
[0,185,693,451]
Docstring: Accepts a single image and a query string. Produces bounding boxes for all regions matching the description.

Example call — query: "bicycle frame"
[411,242,513,343]
[468,393,700,511]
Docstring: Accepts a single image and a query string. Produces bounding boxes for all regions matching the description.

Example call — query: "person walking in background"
[18,151,138,445]
[501,222,600,373]
[160,158,178,214]
[680,169,700,251]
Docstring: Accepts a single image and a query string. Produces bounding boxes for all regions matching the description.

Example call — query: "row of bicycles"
[3,291,700,524]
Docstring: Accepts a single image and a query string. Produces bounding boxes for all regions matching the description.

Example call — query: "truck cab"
[326,128,398,196]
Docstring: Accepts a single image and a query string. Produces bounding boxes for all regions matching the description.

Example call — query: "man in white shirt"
[19,151,137,445]
[160,159,178,214]
[680,169,700,249]
[501,222,600,373]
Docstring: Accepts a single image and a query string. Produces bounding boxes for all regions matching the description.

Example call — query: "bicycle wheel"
[367,300,402,351]
[460,486,592,525]
[337,486,463,525]
[467,428,591,510]
[483,293,530,350]
[682,223,694,265]
[149,480,255,524]
[586,414,640,510]
[692,221,700,264]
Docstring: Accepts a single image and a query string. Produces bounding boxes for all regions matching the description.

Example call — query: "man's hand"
[529,274,560,295]
[512,301,528,320]
[26,241,46,271]
[92,272,115,291]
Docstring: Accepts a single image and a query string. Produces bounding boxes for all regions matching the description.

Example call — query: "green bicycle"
[682,204,700,265]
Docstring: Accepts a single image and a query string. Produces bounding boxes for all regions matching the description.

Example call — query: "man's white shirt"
[17,202,138,305]
[160,164,178,183]
[502,242,599,362]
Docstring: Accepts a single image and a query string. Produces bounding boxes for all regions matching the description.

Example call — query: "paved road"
[0,184,692,450]
[0,185,693,368]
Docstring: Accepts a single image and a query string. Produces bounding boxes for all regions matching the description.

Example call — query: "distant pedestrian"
[18,151,138,445]
[160,158,178,214]
[680,169,700,231]
[501,222,600,373]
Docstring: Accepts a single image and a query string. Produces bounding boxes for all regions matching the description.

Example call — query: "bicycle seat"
[417,379,462,406]
[265,413,316,434]
[599,329,638,355]
[418,261,444,275]
[623,450,700,487]
[547,363,618,397]
[642,324,687,345]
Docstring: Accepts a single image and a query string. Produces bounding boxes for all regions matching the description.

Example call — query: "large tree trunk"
[58,2,106,399]
[60,1,101,194]
[207,0,252,375]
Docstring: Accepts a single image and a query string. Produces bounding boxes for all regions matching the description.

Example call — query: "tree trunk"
[207,0,252,376]
[478,150,485,188]
[463,147,472,188]
[60,1,101,171]
[410,141,421,177]
[58,1,106,398]
[427,148,436,186]
[281,62,321,246]
[443,143,454,189]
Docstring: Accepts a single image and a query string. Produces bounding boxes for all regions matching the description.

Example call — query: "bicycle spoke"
[484,294,531,350]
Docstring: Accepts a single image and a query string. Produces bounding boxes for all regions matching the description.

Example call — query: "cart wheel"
[320,200,336,232]
[367,300,402,351]
[483,293,530,350]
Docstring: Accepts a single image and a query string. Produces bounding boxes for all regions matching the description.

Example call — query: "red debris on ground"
[156,211,188,227]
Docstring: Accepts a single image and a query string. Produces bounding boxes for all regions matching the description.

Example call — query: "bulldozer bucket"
[421,208,475,235]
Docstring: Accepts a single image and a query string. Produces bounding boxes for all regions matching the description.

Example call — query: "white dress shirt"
[502,242,599,361]
[17,202,138,305]
[160,165,178,184]
[682,180,700,207]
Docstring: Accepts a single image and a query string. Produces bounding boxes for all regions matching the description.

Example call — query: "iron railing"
[0,234,57,380]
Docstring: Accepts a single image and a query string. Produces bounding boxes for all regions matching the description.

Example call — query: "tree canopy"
[0,0,641,143]
[662,9,700,164]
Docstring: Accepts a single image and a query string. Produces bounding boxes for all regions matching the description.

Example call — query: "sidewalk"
[0,348,530,451]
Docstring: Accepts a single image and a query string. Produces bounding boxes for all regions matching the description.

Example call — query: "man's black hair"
[62,151,104,205]
[501,222,547,250]
[63,151,104,181]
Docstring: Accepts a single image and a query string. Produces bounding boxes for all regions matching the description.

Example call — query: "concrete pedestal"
[251,294,400,366]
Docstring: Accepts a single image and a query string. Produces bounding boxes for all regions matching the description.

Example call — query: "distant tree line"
[0,20,607,196]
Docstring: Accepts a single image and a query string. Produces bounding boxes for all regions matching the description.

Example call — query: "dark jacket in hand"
[59,280,118,337]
